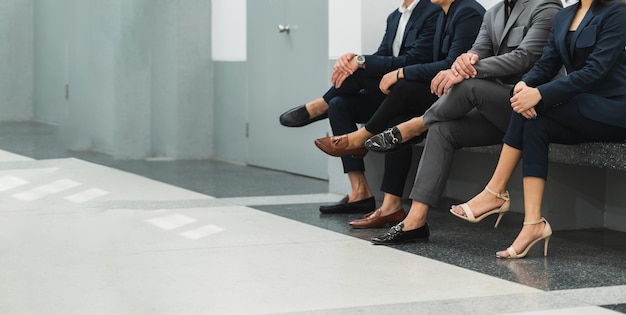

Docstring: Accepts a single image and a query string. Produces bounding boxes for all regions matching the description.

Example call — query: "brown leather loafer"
[349,208,405,229]
[314,135,368,157]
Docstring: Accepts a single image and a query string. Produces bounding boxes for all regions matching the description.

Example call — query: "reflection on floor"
[0,122,624,314]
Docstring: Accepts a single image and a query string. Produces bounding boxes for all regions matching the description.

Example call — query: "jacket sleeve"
[403,6,484,82]
[468,7,498,59]
[473,1,562,79]
[364,8,439,75]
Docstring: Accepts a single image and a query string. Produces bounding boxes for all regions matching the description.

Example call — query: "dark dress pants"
[327,79,436,197]
[322,69,386,104]
[409,79,513,207]
[325,73,388,175]
[504,97,626,179]
[369,80,438,197]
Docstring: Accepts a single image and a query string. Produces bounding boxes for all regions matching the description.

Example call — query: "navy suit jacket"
[364,0,441,75]
[522,0,626,127]
[403,0,485,82]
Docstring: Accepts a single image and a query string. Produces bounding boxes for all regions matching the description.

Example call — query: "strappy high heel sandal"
[497,217,552,259]
[449,186,510,228]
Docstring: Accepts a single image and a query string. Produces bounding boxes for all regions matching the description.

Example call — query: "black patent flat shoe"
[279,105,328,127]
[365,127,404,152]
[365,126,425,153]
[370,222,429,245]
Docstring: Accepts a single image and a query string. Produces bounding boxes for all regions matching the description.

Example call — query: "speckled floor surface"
[0,122,624,314]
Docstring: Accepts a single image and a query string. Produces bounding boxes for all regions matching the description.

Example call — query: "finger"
[453,63,468,79]
[451,64,460,76]
[336,76,345,88]
[431,75,442,93]
[338,72,350,87]
[443,80,454,95]
[336,60,350,74]
[457,62,473,79]
[470,54,479,64]
[380,83,390,95]
[435,78,446,97]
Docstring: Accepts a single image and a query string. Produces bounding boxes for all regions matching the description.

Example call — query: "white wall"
[328,0,361,58]
[361,0,398,54]
[212,0,246,61]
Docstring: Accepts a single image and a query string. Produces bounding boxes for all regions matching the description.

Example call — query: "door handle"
[277,24,290,34]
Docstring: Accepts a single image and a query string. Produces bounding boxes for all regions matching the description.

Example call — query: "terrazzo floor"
[0,122,624,314]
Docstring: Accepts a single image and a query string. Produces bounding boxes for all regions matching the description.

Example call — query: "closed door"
[246,0,329,179]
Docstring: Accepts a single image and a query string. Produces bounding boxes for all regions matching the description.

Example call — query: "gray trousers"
[409,78,512,207]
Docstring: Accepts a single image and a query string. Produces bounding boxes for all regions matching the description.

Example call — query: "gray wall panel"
[33,0,213,159]
[213,61,247,163]
[34,0,67,125]
[0,0,33,121]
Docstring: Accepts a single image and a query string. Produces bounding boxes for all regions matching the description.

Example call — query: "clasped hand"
[511,82,542,119]
[331,53,358,88]
[379,70,399,95]
[430,53,479,96]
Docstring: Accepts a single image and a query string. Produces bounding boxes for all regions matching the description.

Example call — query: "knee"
[522,117,548,142]
[427,122,457,148]
[327,97,348,120]
[449,78,478,95]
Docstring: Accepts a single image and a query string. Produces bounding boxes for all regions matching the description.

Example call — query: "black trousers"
[327,79,437,197]
[325,71,387,178]
[504,97,626,179]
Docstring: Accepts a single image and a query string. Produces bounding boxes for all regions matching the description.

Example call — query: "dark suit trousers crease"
[409,79,513,207]
[504,100,626,180]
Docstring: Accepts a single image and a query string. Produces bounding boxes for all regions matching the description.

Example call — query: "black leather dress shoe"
[370,222,429,245]
[319,195,375,214]
[279,105,328,127]
[365,127,425,153]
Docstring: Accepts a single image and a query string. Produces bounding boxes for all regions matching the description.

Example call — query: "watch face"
[356,55,365,64]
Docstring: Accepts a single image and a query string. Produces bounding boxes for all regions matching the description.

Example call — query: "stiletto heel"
[497,217,552,259]
[450,186,510,228]
[494,211,506,228]
[543,236,550,257]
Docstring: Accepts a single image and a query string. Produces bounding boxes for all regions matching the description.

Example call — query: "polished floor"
[0,122,624,314]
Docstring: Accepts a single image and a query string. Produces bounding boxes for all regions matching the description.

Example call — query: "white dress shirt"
[392,0,420,57]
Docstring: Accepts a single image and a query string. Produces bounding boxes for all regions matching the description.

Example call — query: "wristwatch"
[355,55,366,69]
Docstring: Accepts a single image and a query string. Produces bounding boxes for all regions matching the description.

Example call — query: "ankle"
[485,185,507,196]
[348,129,372,148]
[402,118,427,140]
[349,191,373,202]
[306,99,328,116]
[401,217,426,230]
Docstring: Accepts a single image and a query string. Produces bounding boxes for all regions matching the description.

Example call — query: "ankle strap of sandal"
[523,217,546,225]
[485,186,509,201]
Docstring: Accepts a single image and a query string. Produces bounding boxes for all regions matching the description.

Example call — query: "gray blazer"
[469,0,563,84]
